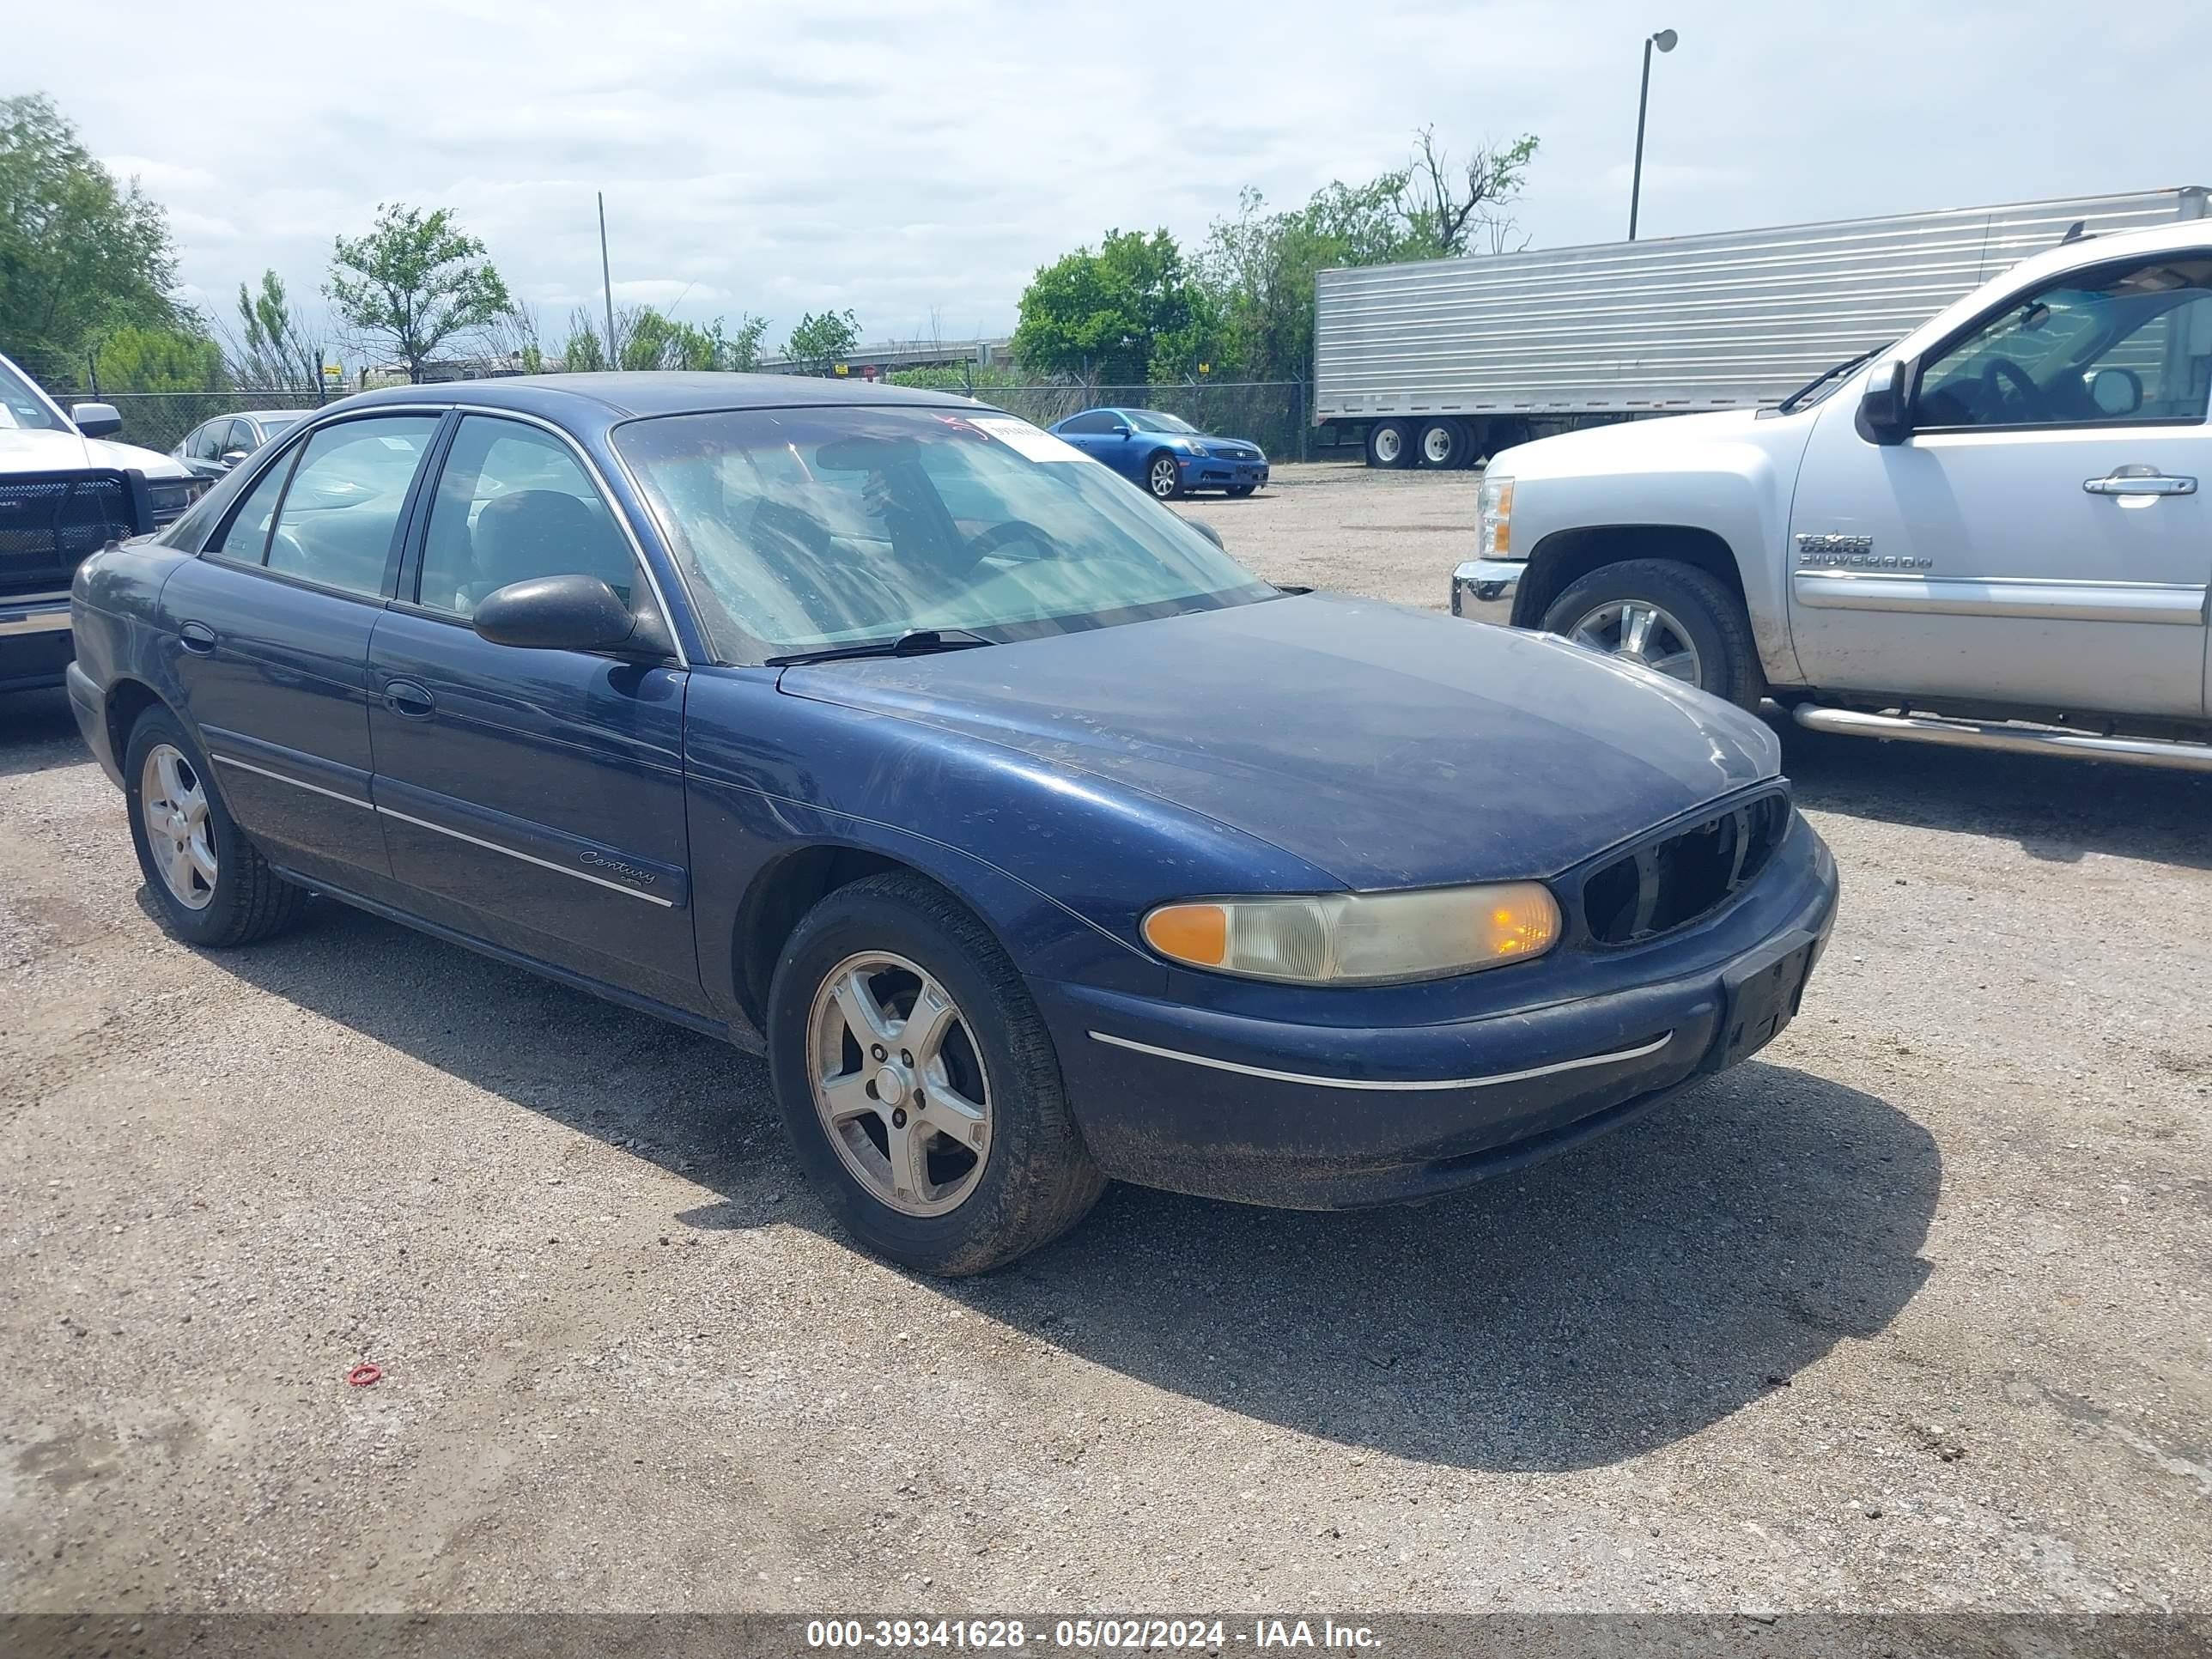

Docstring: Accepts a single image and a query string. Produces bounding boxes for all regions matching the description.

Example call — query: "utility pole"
[599,192,617,368]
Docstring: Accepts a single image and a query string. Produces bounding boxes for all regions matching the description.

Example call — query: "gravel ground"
[3,462,2209,1618]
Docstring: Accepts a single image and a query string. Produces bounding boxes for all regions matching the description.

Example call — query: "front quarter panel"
[680,668,1347,1020]
[1502,413,1820,687]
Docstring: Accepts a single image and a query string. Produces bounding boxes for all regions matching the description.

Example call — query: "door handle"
[383,679,435,719]
[178,621,216,654]
[2083,469,2197,496]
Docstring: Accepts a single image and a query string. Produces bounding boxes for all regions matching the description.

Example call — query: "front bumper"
[1031,826,1839,1209]
[1179,453,1268,491]
[0,594,75,693]
[1449,557,1524,626]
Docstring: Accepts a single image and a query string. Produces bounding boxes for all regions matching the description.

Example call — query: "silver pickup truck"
[1455,220,2212,772]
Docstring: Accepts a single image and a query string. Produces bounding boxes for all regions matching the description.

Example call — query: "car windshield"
[1126,410,1198,434]
[0,356,69,433]
[612,405,1278,662]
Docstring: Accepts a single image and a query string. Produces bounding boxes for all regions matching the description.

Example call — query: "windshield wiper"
[766,628,998,667]
[1776,345,1887,415]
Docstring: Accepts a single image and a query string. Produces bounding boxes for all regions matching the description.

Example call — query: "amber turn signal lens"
[1143,902,1229,967]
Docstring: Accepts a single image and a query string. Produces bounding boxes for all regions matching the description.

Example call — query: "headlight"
[1177,438,1208,454]
[1478,473,1515,558]
[1142,883,1560,986]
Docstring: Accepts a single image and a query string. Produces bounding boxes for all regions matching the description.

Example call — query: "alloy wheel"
[1149,457,1178,498]
[1569,599,1705,685]
[806,951,993,1216]
[141,743,217,911]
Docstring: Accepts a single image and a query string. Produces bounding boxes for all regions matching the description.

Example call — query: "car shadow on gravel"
[0,686,91,780]
[1780,719,2212,871]
[200,896,1938,1475]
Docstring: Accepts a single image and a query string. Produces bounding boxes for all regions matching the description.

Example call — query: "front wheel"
[767,872,1105,1275]
[1146,451,1182,500]
[1226,483,1256,499]
[123,708,307,946]
[1540,559,1765,710]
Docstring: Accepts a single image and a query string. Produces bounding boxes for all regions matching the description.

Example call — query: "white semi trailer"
[1313,187,2209,469]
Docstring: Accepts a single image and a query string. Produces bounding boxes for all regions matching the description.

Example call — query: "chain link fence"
[39,388,325,457]
[896,380,1315,461]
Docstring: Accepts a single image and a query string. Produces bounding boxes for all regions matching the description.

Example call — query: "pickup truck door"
[1787,249,2212,720]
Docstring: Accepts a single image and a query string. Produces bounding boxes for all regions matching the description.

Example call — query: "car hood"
[0,424,190,479]
[1492,407,1776,479]
[778,594,1782,890]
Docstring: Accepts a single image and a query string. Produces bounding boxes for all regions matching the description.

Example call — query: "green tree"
[326,204,513,382]
[1194,130,1539,384]
[1011,229,1205,384]
[226,270,326,386]
[94,325,226,392]
[782,308,860,376]
[0,94,185,377]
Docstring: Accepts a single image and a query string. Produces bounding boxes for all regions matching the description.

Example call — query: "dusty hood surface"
[780,594,1782,890]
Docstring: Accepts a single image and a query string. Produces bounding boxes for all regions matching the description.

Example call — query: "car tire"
[767,872,1105,1275]
[1145,451,1182,500]
[1226,483,1256,498]
[1417,419,1468,470]
[1365,420,1413,469]
[123,707,307,947]
[1540,559,1765,711]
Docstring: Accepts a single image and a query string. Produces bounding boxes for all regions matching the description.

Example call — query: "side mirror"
[1188,519,1224,550]
[1109,421,1133,436]
[2089,366,2142,417]
[71,402,123,439]
[472,574,665,658]
[218,450,251,469]
[1855,360,1912,445]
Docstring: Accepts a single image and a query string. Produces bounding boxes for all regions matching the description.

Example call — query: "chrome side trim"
[1085,1029,1673,1092]
[374,804,677,906]
[1791,703,2212,775]
[1790,569,2203,624]
[0,605,73,637]
[210,752,374,809]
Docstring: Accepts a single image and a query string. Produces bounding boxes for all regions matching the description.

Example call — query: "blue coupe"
[68,374,1837,1274]
[1048,407,1269,500]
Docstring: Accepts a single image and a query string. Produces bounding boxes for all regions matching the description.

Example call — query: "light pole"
[1627,27,1678,241]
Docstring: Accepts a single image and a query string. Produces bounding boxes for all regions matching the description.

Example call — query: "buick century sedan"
[69,375,1838,1273]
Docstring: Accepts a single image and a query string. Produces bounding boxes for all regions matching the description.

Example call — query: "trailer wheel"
[1417,419,1470,470]
[1365,421,1413,469]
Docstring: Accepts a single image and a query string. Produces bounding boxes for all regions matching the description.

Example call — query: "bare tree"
[218,270,329,388]
[1400,128,1540,258]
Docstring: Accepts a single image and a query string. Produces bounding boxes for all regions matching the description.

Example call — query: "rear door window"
[263,416,440,597]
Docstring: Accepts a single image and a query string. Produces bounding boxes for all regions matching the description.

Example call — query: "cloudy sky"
[17,0,2210,356]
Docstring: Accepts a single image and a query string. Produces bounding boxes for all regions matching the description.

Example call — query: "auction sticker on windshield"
[967,416,1090,465]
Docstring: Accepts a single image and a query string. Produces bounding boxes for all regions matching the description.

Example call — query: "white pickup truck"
[1,350,201,693]
[1454,219,2212,772]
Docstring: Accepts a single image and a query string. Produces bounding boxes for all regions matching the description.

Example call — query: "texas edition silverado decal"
[1794,532,1933,571]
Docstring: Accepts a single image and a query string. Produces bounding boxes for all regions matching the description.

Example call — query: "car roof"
[343,372,979,422]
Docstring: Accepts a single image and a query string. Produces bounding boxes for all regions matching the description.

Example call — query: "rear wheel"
[1540,559,1765,710]
[1365,420,1413,469]
[1417,418,1469,470]
[123,708,307,946]
[768,872,1105,1274]
[1146,451,1182,500]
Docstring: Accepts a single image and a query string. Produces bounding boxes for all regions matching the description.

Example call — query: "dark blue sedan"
[67,374,1837,1274]
[1048,407,1268,500]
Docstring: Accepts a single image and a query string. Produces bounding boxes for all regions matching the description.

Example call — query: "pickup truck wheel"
[123,708,307,947]
[1541,560,1765,710]
[1366,421,1413,468]
[767,872,1105,1275]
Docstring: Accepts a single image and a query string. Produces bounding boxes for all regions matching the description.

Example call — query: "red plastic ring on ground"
[347,1364,382,1387]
